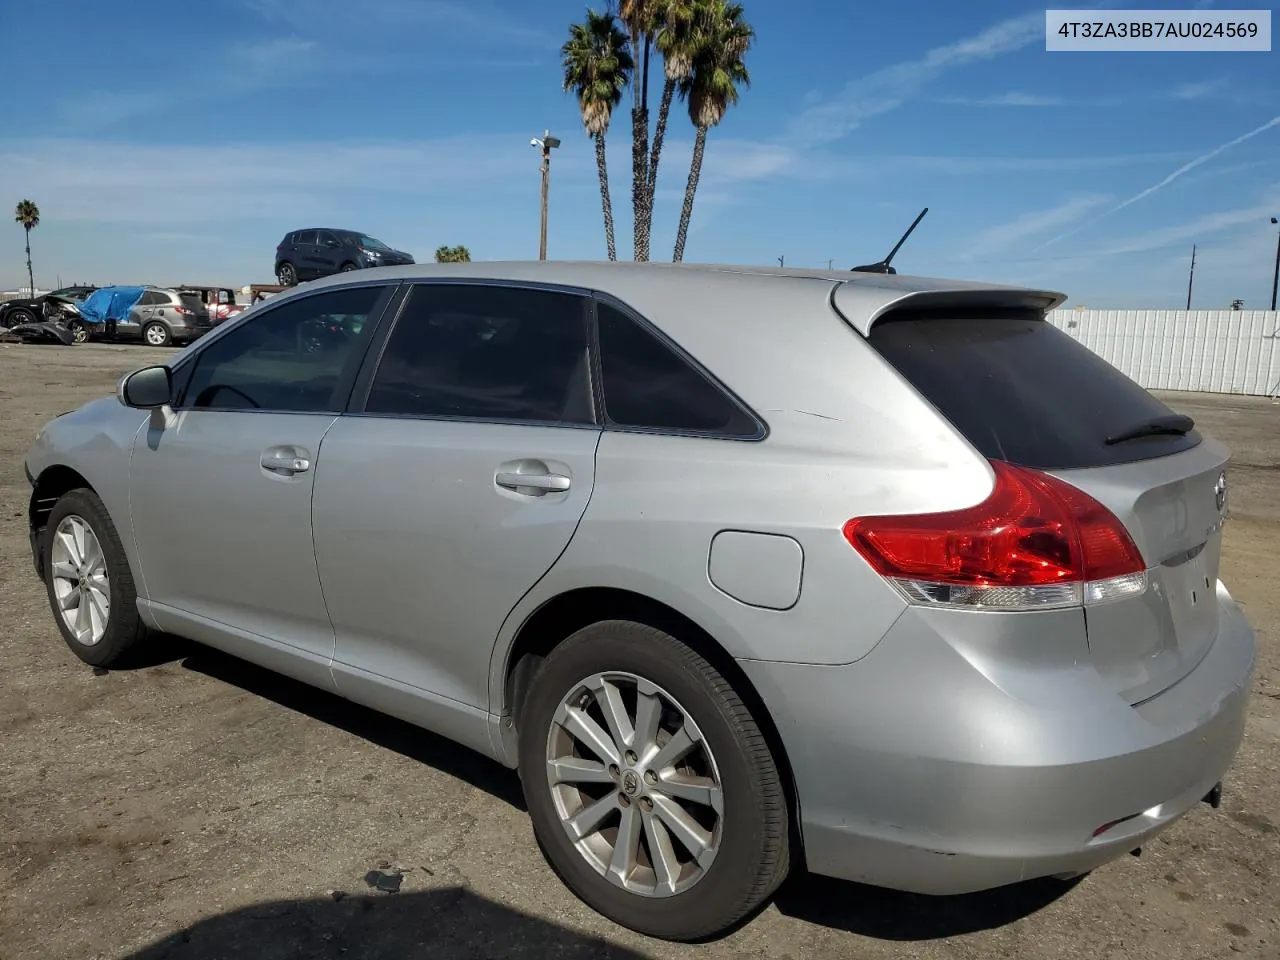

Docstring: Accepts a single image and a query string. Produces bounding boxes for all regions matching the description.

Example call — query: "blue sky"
[0,0,1276,307]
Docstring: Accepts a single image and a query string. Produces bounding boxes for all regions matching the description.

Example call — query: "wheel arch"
[500,585,805,869]
[29,465,96,577]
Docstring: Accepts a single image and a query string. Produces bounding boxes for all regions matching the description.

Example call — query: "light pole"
[1270,217,1278,311]
[531,131,561,261]
[1186,243,1196,310]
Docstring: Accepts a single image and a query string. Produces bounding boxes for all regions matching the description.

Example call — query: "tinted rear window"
[869,314,1200,470]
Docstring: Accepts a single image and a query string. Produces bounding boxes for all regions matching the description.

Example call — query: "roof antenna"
[851,207,928,275]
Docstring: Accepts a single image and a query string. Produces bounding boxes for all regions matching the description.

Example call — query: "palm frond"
[14,199,40,229]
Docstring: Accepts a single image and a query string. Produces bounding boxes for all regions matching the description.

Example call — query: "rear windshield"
[868,313,1200,470]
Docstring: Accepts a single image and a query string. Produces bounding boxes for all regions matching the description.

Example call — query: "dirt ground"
[1,342,1277,960]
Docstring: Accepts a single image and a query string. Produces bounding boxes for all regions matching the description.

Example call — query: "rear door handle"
[261,447,312,475]
[496,471,570,493]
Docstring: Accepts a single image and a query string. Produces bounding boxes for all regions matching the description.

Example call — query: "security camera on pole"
[531,131,561,261]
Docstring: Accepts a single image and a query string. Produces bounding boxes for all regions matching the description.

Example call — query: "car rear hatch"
[853,301,1228,705]
[178,294,213,328]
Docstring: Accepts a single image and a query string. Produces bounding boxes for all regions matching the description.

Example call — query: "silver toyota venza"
[25,263,1255,940]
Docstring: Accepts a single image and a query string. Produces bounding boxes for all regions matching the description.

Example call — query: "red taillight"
[175,305,193,315]
[843,461,1146,610]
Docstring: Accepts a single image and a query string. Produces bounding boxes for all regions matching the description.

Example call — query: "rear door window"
[363,283,594,424]
[868,313,1200,469]
[595,302,762,438]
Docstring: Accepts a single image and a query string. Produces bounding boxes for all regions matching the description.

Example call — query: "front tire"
[44,489,149,668]
[340,261,358,272]
[518,620,789,941]
[67,320,89,344]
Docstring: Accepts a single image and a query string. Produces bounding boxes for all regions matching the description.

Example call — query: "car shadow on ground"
[117,638,526,811]
[117,640,1076,944]
[772,871,1079,940]
[122,886,646,959]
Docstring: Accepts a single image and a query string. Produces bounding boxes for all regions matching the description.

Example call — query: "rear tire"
[277,261,298,286]
[143,321,172,347]
[7,307,36,326]
[44,489,149,668]
[518,620,789,942]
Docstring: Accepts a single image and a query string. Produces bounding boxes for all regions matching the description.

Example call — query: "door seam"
[309,415,343,689]
[484,428,605,718]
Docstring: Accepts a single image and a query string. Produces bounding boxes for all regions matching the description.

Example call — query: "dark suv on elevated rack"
[274,229,415,286]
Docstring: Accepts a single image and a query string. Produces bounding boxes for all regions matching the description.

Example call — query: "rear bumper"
[739,582,1256,895]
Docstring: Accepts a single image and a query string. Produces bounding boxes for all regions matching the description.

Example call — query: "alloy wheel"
[50,515,111,646]
[545,671,724,898]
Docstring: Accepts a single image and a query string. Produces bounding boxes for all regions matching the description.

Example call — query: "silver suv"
[67,286,211,347]
[24,263,1255,941]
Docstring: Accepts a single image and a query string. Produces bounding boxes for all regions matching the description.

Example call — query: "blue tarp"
[76,286,146,326]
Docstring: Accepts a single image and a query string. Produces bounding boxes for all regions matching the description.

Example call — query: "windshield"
[359,235,391,250]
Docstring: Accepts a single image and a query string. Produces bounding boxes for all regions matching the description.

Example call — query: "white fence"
[1047,308,1280,397]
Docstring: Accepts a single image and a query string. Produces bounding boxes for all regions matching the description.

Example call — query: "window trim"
[168,280,402,415]
[347,278,601,431]
[589,293,769,442]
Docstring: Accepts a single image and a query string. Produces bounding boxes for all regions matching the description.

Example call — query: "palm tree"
[562,10,633,261]
[14,199,40,295]
[434,245,472,263]
[618,0,664,261]
[644,0,700,253]
[672,0,752,263]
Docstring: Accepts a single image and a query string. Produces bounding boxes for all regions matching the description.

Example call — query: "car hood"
[372,249,414,264]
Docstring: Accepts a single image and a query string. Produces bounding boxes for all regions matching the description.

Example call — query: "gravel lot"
[2,342,1277,960]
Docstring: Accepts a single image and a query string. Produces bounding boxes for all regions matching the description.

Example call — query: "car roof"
[282,259,1065,334]
[283,228,357,236]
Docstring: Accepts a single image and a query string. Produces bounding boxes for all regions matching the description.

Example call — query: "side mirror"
[118,365,173,409]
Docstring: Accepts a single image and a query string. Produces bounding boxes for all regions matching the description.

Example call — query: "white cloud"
[787,12,1043,146]
[966,195,1113,257]
[57,91,167,129]
[55,35,318,131]
[1092,199,1280,256]
[1037,115,1280,249]
[1173,78,1230,101]
[938,92,1067,107]
[0,136,560,223]
[245,0,554,47]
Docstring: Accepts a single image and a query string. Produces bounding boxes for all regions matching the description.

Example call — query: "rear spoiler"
[832,282,1066,336]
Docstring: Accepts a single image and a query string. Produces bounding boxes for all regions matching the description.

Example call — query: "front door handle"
[261,447,312,475]
[496,471,570,493]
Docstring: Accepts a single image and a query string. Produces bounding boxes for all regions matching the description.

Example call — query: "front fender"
[27,397,150,591]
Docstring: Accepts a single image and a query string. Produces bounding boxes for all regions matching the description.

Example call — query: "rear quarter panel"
[487,279,999,712]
